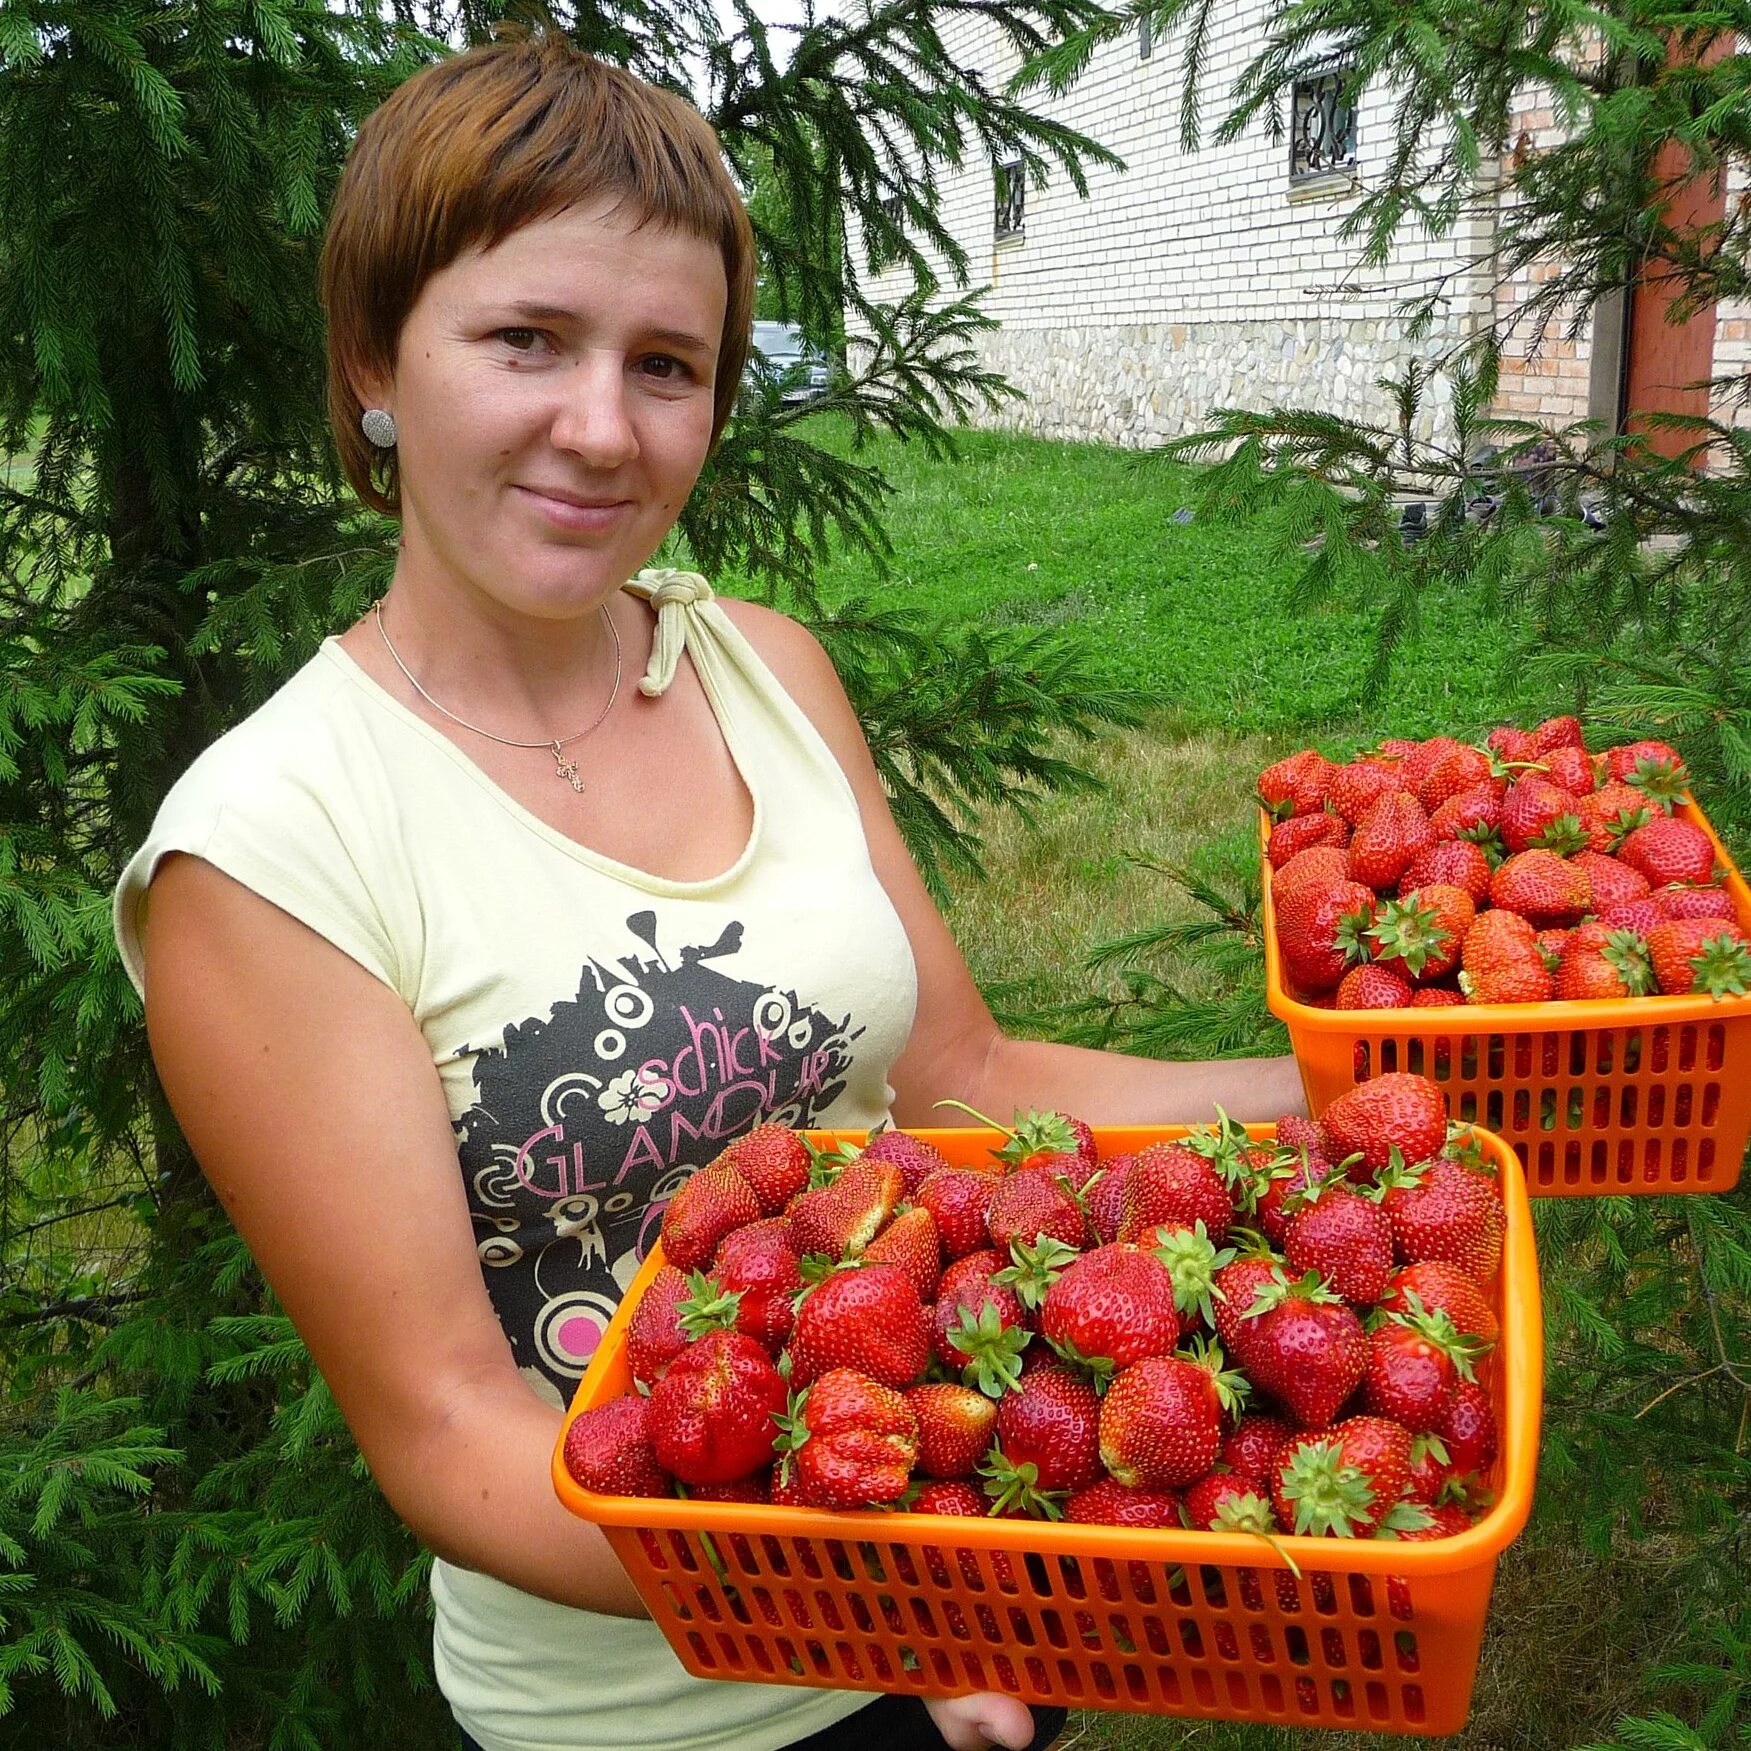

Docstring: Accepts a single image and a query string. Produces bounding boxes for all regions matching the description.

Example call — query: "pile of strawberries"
[1261,719,1751,1007]
[563,1074,1504,1575]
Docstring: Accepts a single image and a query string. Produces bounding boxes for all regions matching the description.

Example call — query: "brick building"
[851,5,1744,456]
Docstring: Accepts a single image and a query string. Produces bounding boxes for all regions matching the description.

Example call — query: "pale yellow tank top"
[113,571,917,1751]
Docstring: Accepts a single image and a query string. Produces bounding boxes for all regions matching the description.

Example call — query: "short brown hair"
[320,33,755,515]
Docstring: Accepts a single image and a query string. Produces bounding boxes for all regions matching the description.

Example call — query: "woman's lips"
[516,485,633,532]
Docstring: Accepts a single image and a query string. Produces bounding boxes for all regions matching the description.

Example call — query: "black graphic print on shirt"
[453,912,862,1400]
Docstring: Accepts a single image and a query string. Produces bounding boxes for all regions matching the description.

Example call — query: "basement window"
[994,156,1025,241]
[1290,66,1358,180]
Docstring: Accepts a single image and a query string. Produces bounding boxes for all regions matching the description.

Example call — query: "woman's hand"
[923,1691,1042,1750]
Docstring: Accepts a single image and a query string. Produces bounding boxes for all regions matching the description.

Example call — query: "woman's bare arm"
[143,851,646,1616]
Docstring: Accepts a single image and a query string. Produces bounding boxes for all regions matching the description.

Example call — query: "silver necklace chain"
[373,600,623,793]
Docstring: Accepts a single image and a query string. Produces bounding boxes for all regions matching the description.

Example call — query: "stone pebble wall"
[970,313,1473,450]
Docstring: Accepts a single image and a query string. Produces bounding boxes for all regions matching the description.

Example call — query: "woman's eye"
[498,328,548,354]
[639,354,692,381]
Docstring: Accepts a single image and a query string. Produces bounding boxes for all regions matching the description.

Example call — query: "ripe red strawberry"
[1098,1347,1241,1488]
[780,1369,918,1508]
[1399,736,1464,794]
[1501,775,1587,855]
[1120,1140,1235,1244]
[660,1162,761,1272]
[1066,1476,1183,1526]
[1268,811,1350,867]
[721,1122,812,1214]
[1529,714,1585,755]
[1556,921,1654,1001]
[789,1260,929,1388]
[1435,1379,1499,1477]
[626,1265,694,1386]
[1619,816,1717,887]
[1645,919,1751,996]
[911,1478,986,1518]
[1041,1243,1183,1373]
[1460,908,1555,1003]
[1081,1153,1135,1245]
[1651,884,1737,921]
[987,1164,1086,1252]
[1370,884,1474,982]
[1410,986,1466,1007]
[1210,1236,1282,1344]
[1259,749,1336,820]
[562,1393,670,1497]
[1363,1305,1484,1431]
[1336,963,1414,1009]
[860,1128,950,1197]
[934,1251,1030,1394]
[914,1165,1000,1258]
[712,1218,803,1349]
[1540,743,1597,796]
[1572,850,1650,912]
[1273,1416,1415,1536]
[1274,844,1354,899]
[1376,1158,1506,1280]
[1398,839,1493,904]
[1182,1470,1275,1531]
[649,1329,788,1485]
[1575,781,1657,852]
[1284,1181,1395,1302]
[1416,744,1495,810]
[785,1158,902,1259]
[1348,792,1436,890]
[1252,1146,1334,1246]
[1377,1261,1500,1345]
[1604,738,1689,802]
[863,1205,943,1301]
[1429,786,1504,846]
[1598,899,1664,938]
[992,1364,1105,1495]
[1318,1073,1449,1176]
[1222,1412,1295,1479]
[1490,849,1591,924]
[905,1382,997,1478]
[1327,760,1401,824]
[1486,724,1537,764]
[1240,1272,1368,1428]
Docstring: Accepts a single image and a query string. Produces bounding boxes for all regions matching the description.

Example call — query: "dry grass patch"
[940,719,1283,1013]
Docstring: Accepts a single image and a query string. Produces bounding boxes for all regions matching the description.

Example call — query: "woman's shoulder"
[711,594,854,729]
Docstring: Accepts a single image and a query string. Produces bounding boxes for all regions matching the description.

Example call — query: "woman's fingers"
[923,1690,1039,1750]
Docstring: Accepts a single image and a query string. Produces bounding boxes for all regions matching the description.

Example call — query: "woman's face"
[367,196,727,621]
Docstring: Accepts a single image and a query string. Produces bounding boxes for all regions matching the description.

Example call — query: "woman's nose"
[548,353,640,469]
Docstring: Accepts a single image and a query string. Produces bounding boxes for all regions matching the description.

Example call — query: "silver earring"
[361,407,397,448]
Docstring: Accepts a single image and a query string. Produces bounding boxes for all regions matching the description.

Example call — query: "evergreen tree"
[0,1,1138,1742]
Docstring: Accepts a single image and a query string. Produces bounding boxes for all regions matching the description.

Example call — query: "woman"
[113,31,1305,1751]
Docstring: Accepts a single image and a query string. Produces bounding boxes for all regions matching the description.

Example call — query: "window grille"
[1290,68,1358,179]
[993,156,1025,240]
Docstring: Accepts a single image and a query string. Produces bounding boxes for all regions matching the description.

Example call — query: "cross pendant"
[551,742,584,793]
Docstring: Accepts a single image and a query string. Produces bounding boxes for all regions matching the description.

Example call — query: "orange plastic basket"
[554,1124,1541,1737]
[1263,801,1751,1195]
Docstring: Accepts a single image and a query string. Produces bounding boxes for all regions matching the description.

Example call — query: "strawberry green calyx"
[1439,1129,1491,1174]
[993,1235,1080,1312]
[677,1272,745,1338]
[1373,1300,1489,1380]
[979,1445,1068,1520]
[1239,1266,1342,1322]
[947,1299,1033,1399]
[1526,814,1589,857]
[1623,754,1690,807]
[1042,1330,1118,1392]
[1276,1438,1376,1537]
[1182,1107,1256,1193]
[1367,895,1454,980]
[1373,1499,1438,1537]
[1151,1220,1239,1327]
[771,1388,812,1488]
[802,1136,853,1188]
[795,1252,850,1290]
[1202,1492,1306,1580]
[1601,928,1656,995]
[1687,933,1751,998]
[1177,1334,1250,1418]
[932,1099,1079,1165]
